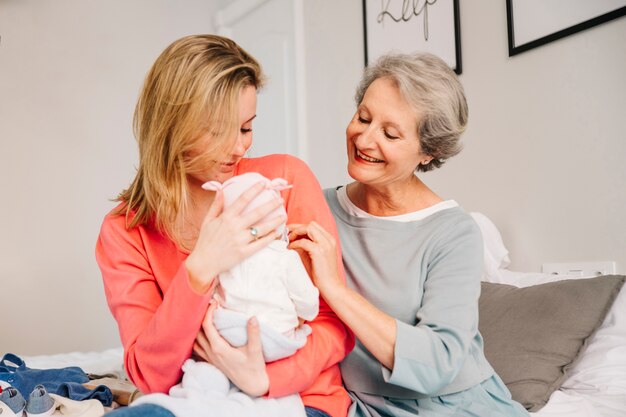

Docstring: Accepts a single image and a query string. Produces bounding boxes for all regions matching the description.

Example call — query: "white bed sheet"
[531,390,626,417]
[531,390,600,417]
[19,347,125,377]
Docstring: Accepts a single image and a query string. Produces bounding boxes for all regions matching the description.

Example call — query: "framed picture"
[506,0,626,56]
[363,0,462,74]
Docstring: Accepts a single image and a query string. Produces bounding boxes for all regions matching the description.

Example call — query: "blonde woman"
[290,53,529,417]
[96,35,353,417]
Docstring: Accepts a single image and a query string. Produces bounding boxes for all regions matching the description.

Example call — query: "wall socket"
[542,261,616,277]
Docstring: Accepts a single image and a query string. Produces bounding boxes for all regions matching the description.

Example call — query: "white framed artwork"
[506,0,626,56]
[363,0,462,74]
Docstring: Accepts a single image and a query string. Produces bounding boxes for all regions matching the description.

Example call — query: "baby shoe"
[25,385,55,417]
[0,386,26,416]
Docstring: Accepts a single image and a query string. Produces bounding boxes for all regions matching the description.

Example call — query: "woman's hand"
[290,222,398,369]
[193,302,269,397]
[288,221,343,296]
[185,182,286,293]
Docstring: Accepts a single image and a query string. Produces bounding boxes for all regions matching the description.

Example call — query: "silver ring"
[249,227,259,240]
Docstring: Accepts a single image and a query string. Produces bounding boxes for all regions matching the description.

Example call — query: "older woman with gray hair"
[289,52,529,416]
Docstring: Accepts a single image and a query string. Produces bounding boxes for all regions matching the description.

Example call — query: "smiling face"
[186,85,257,188]
[346,77,432,188]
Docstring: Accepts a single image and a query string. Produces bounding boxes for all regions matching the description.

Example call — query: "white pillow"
[470,212,511,281]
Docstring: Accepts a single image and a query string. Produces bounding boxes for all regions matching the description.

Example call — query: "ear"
[268,178,293,191]
[201,181,223,191]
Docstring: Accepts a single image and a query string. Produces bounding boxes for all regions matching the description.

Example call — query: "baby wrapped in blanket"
[133,172,319,417]
[203,172,319,360]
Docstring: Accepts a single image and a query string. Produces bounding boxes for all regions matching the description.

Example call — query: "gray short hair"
[355,52,468,172]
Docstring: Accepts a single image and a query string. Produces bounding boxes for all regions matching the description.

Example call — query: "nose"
[230,133,248,158]
[354,124,375,149]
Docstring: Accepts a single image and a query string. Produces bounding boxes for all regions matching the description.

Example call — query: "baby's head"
[201,172,291,240]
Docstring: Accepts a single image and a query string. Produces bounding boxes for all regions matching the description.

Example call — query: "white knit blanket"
[133,359,305,417]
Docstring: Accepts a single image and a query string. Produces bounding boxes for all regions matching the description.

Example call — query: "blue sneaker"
[0,386,26,416]
[25,385,55,417]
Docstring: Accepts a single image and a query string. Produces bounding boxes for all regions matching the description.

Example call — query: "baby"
[132,173,318,417]
[202,172,319,362]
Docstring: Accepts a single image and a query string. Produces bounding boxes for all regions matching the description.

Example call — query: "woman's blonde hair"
[355,52,468,172]
[116,34,263,244]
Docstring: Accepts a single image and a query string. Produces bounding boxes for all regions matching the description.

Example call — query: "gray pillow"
[478,275,625,412]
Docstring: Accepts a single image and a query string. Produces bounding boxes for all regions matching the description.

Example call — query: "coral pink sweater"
[95,155,354,417]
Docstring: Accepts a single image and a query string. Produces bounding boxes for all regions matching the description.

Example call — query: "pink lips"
[219,160,238,173]
[355,147,382,163]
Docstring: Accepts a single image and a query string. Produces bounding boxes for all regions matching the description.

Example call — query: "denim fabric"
[104,404,176,417]
[25,385,56,415]
[0,386,26,414]
[0,353,113,406]
[305,406,332,417]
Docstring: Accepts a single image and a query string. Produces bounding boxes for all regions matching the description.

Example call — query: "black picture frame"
[506,1,626,57]
[363,0,462,74]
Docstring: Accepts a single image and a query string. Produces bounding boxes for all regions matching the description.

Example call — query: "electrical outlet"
[541,261,616,277]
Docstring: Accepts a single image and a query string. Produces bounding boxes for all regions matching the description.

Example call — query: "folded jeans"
[0,354,112,407]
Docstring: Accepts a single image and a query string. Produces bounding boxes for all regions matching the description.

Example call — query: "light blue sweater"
[324,188,495,408]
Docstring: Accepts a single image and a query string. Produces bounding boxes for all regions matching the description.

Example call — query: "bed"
[10,213,626,417]
[472,212,626,417]
[481,268,626,417]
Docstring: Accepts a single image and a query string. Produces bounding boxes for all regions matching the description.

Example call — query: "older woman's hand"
[290,222,398,370]
[288,221,343,296]
[185,182,286,293]
[193,302,269,397]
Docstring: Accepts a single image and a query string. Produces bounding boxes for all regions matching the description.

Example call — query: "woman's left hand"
[288,221,343,296]
[193,302,269,397]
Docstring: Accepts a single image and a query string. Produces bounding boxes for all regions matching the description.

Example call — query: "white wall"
[302,1,362,188]
[303,0,626,274]
[1,0,624,355]
[0,0,220,355]
[439,2,626,274]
